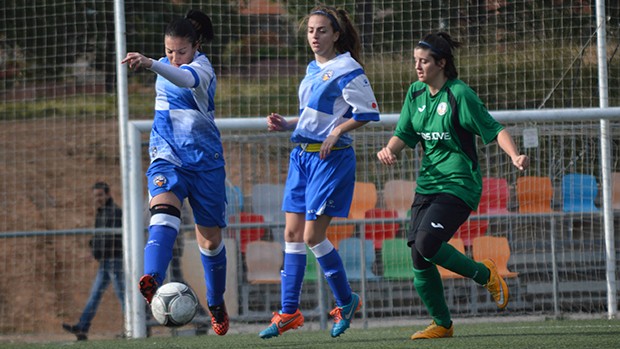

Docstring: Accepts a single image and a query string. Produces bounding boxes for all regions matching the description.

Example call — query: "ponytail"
[185,9,214,45]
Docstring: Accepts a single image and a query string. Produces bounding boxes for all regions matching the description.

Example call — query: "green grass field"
[4,318,620,349]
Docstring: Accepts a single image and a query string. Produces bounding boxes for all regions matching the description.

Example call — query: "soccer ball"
[150,282,199,327]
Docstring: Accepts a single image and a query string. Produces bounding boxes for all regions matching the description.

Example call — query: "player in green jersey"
[377,32,529,340]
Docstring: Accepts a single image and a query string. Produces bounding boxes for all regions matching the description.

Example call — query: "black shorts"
[406,193,472,245]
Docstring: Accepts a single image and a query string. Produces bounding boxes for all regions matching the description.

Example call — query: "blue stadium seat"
[562,173,599,212]
[338,237,379,281]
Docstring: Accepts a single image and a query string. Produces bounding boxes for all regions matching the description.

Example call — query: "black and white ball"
[150,282,199,327]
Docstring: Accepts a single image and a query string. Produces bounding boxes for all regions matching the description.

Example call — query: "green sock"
[428,242,490,285]
[413,266,451,328]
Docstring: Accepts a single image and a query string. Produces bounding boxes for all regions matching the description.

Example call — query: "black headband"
[418,40,450,57]
[311,10,341,32]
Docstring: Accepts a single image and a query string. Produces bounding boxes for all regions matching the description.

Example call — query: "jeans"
[76,258,125,333]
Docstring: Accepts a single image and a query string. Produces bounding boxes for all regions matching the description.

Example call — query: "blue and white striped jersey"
[149,52,224,171]
[291,52,380,146]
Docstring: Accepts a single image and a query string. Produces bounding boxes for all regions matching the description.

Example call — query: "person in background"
[121,9,229,335]
[62,182,124,341]
[259,5,380,339]
[377,32,529,340]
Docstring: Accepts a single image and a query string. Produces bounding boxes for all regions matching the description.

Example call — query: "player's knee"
[415,230,443,259]
[149,204,182,231]
[410,244,432,270]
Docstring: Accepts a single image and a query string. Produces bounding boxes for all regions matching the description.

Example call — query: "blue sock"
[200,244,227,306]
[144,224,178,285]
[281,252,306,314]
[317,249,352,307]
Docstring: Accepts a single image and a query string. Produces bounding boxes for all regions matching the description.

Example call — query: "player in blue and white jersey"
[121,9,229,336]
[259,5,380,340]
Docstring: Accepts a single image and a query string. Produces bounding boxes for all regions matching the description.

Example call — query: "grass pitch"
[3,318,620,349]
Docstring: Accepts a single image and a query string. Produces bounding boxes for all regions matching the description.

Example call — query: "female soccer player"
[121,10,229,336]
[259,5,380,339]
[377,32,529,340]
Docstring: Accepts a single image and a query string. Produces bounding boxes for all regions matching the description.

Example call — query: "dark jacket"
[90,198,123,260]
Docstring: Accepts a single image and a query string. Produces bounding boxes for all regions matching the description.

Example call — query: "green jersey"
[394,79,504,210]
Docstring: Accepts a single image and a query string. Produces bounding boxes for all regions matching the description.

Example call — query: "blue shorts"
[282,145,355,221]
[146,159,227,228]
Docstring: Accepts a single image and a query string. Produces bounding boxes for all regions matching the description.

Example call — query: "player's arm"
[377,136,407,166]
[496,129,529,171]
[121,52,198,88]
[267,113,298,132]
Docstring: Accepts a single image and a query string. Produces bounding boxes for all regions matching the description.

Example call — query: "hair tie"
[311,10,341,32]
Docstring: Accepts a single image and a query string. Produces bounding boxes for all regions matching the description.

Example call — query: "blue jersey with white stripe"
[149,52,224,171]
[291,52,380,146]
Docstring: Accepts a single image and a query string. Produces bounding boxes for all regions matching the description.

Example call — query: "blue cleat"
[329,293,361,337]
[259,310,304,339]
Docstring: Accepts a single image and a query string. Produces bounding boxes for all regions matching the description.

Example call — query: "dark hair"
[165,9,214,46]
[417,32,461,79]
[92,182,110,194]
[304,5,363,66]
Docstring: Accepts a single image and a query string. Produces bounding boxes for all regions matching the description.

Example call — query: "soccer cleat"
[410,321,453,340]
[482,259,509,309]
[209,303,229,336]
[62,323,88,341]
[329,292,361,338]
[138,274,159,304]
[259,309,305,339]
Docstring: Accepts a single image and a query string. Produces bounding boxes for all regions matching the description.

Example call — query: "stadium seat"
[338,237,379,281]
[479,176,511,214]
[364,208,400,250]
[349,181,378,219]
[382,179,416,218]
[242,241,283,314]
[225,179,244,220]
[453,219,489,247]
[228,212,266,254]
[561,173,599,212]
[381,238,414,280]
[516,176,554,213]
[437,238,466,279]
[612,172,620,210]
[326,217,355,250]
[304,246,320,281]
[250,183,285,224]
[471,236,518,278]
[245,241,283,284]
[250,183,286,245]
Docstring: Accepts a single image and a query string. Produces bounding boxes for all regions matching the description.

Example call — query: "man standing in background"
[62,182,124,341]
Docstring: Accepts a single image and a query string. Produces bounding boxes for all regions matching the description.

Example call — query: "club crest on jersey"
[153,174,167,187]
[322,70,334,81]
[437,102,448,116]
[150,146,158,158]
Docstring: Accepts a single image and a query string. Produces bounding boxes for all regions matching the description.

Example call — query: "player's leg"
[142,160,185,303]
[189,166,229,335]
[259,212,306,339]
[305,147,360,338]
[260,149,307,339]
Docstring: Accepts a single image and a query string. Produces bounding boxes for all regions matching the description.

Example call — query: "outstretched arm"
[496,129,529,171]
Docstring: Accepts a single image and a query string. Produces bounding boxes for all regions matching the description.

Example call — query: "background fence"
[1,0,620,342]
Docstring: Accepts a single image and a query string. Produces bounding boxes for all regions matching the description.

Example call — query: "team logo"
[153,174,167,187]
[150,146,157,158]
[322,70,334,81]
[418,105,426,112]
[368,101,378,110]
[437,102,448,116]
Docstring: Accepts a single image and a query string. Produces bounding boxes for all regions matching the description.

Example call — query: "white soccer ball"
[150,282,199,327]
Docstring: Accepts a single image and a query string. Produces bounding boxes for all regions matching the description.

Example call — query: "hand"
[266,113,288,131]
[320,134,339,160]
[512,154,529,171]
[121,52,152,71]
[377,147,398,165]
